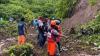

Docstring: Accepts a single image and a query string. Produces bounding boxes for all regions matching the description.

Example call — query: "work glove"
[47,32,51,38]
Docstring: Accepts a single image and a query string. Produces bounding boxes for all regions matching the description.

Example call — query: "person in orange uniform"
[47,20,59,56]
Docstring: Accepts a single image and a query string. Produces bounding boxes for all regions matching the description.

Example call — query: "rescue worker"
[18,17,26,45]
[37,16,46,47]
[47,20,59,56]
[55,19,62,52]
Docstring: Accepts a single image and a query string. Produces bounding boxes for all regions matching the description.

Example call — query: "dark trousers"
[57,42,61,52]
[38,32,47,47]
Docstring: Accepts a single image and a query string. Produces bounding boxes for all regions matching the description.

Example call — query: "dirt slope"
[63,0,100,30]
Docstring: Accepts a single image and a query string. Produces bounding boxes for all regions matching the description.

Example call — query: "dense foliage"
[88,0,97,6]
[55,0,78,18]
[0,0,78,20]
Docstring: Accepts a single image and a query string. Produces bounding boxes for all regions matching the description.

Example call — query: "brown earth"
[61,0,100,56]
[63,0,100,30]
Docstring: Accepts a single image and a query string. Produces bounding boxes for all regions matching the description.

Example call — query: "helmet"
[51,20,56,26]
[56,19,61,25]
[51,16,56,20]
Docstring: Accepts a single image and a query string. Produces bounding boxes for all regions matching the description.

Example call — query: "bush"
[0,0,79,20]
[80,14,100,35]
[0,20,8,26]
[55,0,78,18]
[88,0,97,6]
[0,21,18,37]
[8,43,35,56]
[80,34,100,47]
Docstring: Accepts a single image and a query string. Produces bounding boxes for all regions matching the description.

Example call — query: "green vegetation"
[55,0,78,18]
[81,14,100,34]
[0,21,18,37]
[80,13,100,47]
[0,20,8,26]
[8,43,34,56]
[0,0,78,20]
[88,0,97,6]
[81,34,100,47]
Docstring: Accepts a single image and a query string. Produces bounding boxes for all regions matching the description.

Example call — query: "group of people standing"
[17,16,62,56]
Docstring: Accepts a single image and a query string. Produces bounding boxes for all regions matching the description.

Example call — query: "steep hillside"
[63,0,100,30]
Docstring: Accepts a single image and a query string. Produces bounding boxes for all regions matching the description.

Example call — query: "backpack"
[31,19,38,27]
[56,19,61,25]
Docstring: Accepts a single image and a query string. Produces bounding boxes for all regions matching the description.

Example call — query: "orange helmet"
[51,20,56,26]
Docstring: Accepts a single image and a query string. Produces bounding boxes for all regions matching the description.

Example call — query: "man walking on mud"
[18,17,26,45]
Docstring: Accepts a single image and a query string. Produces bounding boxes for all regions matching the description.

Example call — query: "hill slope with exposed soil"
[63,0,100,30]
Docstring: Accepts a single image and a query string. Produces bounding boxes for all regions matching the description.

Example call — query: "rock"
[61,47,68,51]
